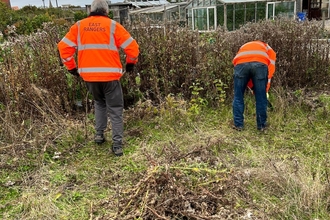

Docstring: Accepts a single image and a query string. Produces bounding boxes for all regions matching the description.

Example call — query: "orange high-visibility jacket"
[58,15,139,82]
[233,41,276,92]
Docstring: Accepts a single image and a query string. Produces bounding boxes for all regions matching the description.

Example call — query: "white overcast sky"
[11,0,122,8]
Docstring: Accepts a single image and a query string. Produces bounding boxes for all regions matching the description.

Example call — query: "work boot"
[94,134,105,145]
[232,125,243,131]
[112,144,123,157]
[258,123,269,132]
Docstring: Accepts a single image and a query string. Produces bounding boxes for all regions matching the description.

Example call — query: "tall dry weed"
[1,18,330,143]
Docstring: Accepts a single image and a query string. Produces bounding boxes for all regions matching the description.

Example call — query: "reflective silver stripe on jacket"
[121,37,134,49]
[109,20,117,50]
[61,37,77,48]
[234,50,269,60]
[78,67,122,73]
[62,56,74,63]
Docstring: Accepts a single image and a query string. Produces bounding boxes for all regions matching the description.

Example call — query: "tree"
[0,2,16,38]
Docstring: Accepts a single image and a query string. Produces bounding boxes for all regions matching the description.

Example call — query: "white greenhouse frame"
[186,0,297,31]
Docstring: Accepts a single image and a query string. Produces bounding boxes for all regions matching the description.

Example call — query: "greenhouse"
[129,2,187,24]
[186,0,296,31]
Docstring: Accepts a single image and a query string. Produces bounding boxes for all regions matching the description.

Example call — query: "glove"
[68,68,79,77]
[125,63,135,73]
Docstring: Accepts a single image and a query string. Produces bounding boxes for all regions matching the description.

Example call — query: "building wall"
[1,0,11,7]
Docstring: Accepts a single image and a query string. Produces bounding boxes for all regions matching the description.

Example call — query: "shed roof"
[186,0,289,5]
[108,2,134,6]
[130,2,187,14]
[130,0,170,8]
[219,0,267,3]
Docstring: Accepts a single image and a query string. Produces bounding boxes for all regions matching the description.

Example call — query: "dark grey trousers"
[86,80,123,145]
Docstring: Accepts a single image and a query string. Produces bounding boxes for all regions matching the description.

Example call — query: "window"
[192,7,216,31]
[267,1,296,20]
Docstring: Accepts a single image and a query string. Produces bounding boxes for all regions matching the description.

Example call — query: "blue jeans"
[232,62,268,130]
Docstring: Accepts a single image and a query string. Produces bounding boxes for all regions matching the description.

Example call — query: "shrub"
[74,11,87,22]
[1,18,330,124]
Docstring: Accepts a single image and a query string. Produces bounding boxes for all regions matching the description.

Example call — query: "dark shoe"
[232,125,243,131]
[258,123,269,132]
[94,134,105,145]
[112,145,123,157]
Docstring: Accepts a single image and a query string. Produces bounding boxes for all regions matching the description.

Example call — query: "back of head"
[91,0,109,15]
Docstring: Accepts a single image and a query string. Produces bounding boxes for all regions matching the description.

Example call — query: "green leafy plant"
[188,82,208,115]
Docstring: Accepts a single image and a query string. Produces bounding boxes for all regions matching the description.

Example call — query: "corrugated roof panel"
[144,5,179,13]
[219,0,267,3]
[130,6,155,13]
[130,3,185,14]
[130,0,170,7]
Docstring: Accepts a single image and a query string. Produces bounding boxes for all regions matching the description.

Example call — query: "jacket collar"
[88,12,108,17]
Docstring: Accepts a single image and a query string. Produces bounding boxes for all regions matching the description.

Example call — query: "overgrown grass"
[2,16,330,219]
[1,91,330,219]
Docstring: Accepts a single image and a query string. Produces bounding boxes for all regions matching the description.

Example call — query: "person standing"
[58,0,139,156]
[232,40,276,131]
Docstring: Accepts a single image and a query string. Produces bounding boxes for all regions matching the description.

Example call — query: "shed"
[185,0,296,31]
[85,0,172,24]
[129,0,171,8]
[129,2,187,23]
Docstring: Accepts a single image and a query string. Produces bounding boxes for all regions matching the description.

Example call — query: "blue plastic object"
[297,12,307,21]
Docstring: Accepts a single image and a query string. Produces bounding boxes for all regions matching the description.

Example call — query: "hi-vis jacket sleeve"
[267,45,276,79]
[57,24,78,70]
[266,44,276,92]
[114,23,139,64]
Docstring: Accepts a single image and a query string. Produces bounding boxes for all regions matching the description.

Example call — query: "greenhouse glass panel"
[267,3,275,19]
[187,8,193,28]
[246,3,256,22]
[234,3,245,30]
[227,4,234,31]
[156,13,163,21]
[180,7,186,20]
[149,13,162,22]
[193,8,208,30]
[209,7,215,30]
[256,2,266,21]
[205,0,211,6]
[192,7,216,30]
[216,5,224,27]
[275,2,295,18]
[166,11,171,20]
[168,11,178,20]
